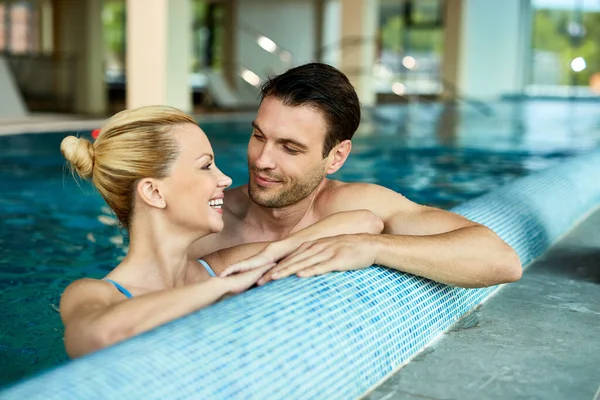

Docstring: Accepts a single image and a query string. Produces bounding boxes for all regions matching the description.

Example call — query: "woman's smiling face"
[161,124,232,235]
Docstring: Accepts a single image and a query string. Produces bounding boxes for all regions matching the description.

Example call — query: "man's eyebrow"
[252,121,309,151]
[196,153,214,161]
[278,138,309,151]
[251,121,262,133]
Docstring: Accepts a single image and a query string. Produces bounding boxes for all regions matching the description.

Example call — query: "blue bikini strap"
[104,279,134,299]
[197,259,217,277]
[104,261,214,298]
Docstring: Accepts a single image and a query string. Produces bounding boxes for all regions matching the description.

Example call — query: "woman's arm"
[61,266,272,358]
[203,210,383,276]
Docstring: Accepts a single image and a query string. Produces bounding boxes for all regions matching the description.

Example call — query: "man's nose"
[254,146,276,170]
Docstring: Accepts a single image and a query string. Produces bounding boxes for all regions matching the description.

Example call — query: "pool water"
[0,101,598,387]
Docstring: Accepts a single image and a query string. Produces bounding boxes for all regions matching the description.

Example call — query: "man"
[192,63,521,288]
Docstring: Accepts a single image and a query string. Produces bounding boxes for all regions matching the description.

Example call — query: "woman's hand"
[206,210,382,277]
[219,239,301,278]
[221,234,379,286]
[220,263,277,294]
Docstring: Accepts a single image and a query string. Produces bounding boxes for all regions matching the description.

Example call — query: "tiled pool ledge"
[3,150,600,400]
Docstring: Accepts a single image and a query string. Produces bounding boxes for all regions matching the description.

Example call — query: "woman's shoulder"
[62,277,113,295]
[59,278,116,324]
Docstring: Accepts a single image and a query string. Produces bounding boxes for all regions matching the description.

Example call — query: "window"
[529,0,600,97]
[0,4,6,51]
[102,0,225,89]
[0,1,37,54]
[103,0,126,84]
[377,0,444,96]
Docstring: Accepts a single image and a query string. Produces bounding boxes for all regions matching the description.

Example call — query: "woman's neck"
[115,214,207,291]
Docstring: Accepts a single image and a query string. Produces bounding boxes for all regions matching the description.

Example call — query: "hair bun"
[60,136,95,179]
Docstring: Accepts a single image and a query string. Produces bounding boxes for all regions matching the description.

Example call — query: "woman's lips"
[211,207,224,215]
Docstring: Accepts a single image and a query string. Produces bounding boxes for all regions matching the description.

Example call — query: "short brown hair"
[260,63,361,157]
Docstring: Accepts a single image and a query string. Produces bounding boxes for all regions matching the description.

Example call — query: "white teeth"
[209,198,223,208]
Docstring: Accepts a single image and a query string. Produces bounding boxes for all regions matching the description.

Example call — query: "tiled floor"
[0,110,256,136]
[363,208,600,400]
[0,114,104,136]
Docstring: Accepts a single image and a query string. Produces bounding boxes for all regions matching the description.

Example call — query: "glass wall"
[0,1,38,54]
[529,0,600,96]
[192,1,226,72]
[0,4,5,50]
[103,0,126,85]
[102,0,226,92]
[376,0,444,96]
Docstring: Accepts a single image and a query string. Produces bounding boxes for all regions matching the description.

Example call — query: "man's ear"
[136,178,166,209]
[326,140,352,175]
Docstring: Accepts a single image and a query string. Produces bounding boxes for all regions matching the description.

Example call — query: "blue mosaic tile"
[2,151,600,400]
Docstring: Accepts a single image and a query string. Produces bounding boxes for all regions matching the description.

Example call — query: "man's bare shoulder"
[317,180,403,203]
[224,185,250,219]
[315,179,416,217]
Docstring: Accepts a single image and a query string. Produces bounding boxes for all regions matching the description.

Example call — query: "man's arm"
[201,210,383,275]
[369,207,522,287]
[260,183,522,288]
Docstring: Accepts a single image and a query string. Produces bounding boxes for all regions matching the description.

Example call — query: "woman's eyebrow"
[196,154,214,161]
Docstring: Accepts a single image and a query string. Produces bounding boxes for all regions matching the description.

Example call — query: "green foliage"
[101,0,223,74]
[381,15,404,53]
[532,8,600,86]
[102,1,125,57]
[380,15,443,54]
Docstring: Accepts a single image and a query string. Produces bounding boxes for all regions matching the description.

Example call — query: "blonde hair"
[61,105,197,229]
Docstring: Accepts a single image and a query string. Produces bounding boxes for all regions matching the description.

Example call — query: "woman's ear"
[136,178,166,209]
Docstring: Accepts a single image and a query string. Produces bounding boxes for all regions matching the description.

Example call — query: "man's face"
[247,96,329,208]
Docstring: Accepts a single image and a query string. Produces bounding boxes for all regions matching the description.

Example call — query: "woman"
[60,106,383,358]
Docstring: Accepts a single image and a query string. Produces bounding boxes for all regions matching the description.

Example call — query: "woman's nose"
[217,170,232,188]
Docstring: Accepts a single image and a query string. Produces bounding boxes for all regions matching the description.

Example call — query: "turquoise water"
[1,101,598,387]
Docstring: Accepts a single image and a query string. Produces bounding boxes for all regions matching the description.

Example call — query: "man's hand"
[257,234,378,285]
[215,210,383,280]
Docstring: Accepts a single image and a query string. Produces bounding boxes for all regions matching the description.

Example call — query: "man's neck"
[243,180,328,238]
